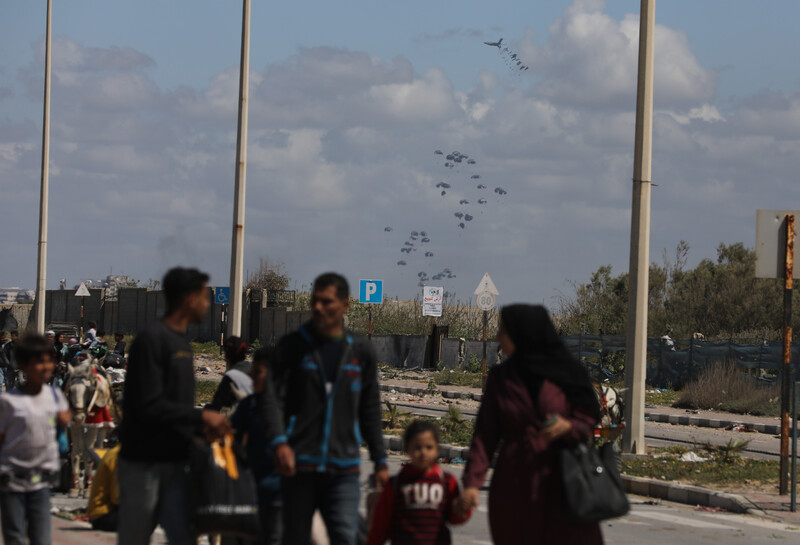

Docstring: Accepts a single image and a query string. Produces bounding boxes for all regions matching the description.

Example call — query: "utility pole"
[227,0,251,337]
[623,0,655,454]
[35,0,53,333]
[780,214,794,494]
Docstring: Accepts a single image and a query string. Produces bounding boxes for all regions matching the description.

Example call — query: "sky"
[2,0,800,309]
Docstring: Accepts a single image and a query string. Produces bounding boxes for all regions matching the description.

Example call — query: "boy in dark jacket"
[264,272,387,545]
[232,347,282,545]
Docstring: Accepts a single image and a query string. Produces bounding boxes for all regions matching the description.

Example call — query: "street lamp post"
[35,0,53,333]
[623,0,655,455]
[227,0,251,337]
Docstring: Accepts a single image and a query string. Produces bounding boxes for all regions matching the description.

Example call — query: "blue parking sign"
[359,280,383,304]
[214,287,230,305]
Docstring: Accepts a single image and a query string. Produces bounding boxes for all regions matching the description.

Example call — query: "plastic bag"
[190,434,260,538]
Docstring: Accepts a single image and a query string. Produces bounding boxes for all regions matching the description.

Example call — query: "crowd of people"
[0,267,604,545]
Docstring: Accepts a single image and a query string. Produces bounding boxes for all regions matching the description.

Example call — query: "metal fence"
[564,333,800,387]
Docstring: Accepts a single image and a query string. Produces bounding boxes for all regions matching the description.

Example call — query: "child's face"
[406,430,439,471]
[250,361,268,394]
[20,354,55,387]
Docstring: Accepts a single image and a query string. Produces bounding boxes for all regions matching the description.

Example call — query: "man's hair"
[115,331,124,338]
[15,334,54,366]
[88,321,97,329]
[223,336,248,362]
[162,267,210,313]
[313,272,349,300]
[252,346,274,366]
[403,419,441,449]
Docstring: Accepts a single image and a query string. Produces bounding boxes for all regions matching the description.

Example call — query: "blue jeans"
[0,367,8,392]
[117,458,193,545]
[0,487,52,545]
[281,472,360,545]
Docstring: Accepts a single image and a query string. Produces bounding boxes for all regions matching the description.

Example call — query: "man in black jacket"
[118,267,230,545]
[265,272,388,545]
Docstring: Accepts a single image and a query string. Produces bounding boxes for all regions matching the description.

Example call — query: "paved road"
[379,453,800,545]
[52,449,798,545]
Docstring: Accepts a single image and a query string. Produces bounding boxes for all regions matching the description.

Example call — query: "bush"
[465,354,482,374]
[674,362,780,416]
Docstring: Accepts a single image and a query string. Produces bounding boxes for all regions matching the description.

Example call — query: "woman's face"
[496,318,515,356]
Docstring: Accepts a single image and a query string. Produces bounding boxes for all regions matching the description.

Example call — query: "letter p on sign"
[359,279,384,304]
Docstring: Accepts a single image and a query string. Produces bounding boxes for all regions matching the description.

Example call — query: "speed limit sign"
[476,292,496,311]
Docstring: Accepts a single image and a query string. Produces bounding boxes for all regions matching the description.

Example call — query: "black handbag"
[189,434,261,538]
[559,441,630,523]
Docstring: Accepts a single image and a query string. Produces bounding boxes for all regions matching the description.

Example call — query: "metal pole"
[227,0,251,337]
[35,0,53,333]
[482,310,488,391]
[368,306,373,339]
[623,0,655,455]
[780,214,794,494]
[220,304,226,356]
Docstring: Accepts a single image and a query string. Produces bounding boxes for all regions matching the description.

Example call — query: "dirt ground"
[193,353,227,380]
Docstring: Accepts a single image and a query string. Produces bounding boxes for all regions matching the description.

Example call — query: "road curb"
[381,383,484,402]
[621,475,778,521]
[645,412,781,435]
[383,434,470,460]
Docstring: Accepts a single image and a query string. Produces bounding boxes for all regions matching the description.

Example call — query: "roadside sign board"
[359,280,383,304]
[422,286,443,317]
[473,273,499,296]
[476,292,496,311]
[74,282,91,297]
[214,287,230,305]
[756,210,800,279]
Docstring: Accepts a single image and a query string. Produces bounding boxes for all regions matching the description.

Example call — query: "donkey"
[65,358,114,497]
[593,382,624,427]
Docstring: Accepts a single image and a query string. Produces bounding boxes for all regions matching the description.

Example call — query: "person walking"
[118,267,230,545]
[0,331,9,393]
[0,334,72,545]
[2,332,18,391]
[264,272,388,545]
[459,304,603,545]
[366,419,471,545]
[206,336,252,415]
[232,347,283,545]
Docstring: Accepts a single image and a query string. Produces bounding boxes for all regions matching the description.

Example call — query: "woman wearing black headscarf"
[459,304,603,545]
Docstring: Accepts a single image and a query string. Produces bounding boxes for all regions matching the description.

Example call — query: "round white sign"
[476,291,496,311]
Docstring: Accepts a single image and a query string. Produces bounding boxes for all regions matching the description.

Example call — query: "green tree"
[558,241,791,341]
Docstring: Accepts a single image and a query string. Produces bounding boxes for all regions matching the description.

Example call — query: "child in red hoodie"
[366,420,471,545]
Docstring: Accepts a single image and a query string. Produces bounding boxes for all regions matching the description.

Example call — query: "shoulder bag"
[559,441,630,523]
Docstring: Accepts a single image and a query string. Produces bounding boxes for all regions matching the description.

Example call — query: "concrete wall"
[371,335,429,368]
[0,304,32,331]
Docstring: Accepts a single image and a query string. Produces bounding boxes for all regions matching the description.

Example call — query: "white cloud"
[1,3,799,305]
[518,0,716,109]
